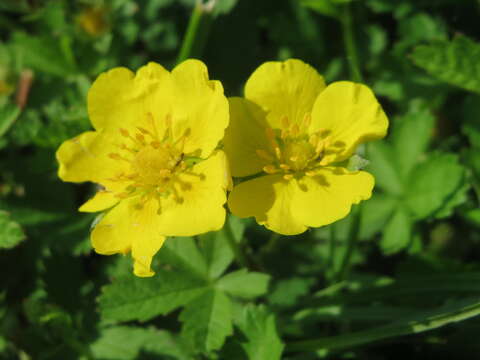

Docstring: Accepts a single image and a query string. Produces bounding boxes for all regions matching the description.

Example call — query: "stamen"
[119,128,130,137]
[305,170,316,177]
[135,133,146,145]
[151,141,161,149]
[281,116,290,129]
[108,153,130,162]
[256,149,274,161]
[263,165,278,174]
[274,146,282,159]
[302,113,312,129]
[279,164,291,170]
[283,174,294,180]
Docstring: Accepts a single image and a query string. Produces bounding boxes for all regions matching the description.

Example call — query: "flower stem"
[224,215,249,268]
[176,1,214,64]
[340,3,363,82]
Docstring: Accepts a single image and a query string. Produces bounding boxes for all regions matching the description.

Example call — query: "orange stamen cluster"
[256,113,344,180]
[106,113,199,208]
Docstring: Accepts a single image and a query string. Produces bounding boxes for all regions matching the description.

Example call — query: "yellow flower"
[56,60,230,277]
[224,59,388,235]
[77,6,109,37]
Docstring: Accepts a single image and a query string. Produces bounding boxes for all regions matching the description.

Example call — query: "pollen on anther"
[263,165,278,174]
[256,149,273,161]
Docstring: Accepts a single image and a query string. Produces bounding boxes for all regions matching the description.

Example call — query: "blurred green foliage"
[1,0,480,359]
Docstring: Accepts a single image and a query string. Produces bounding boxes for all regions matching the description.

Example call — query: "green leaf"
[392,103,435,179]
[90,326,192,360]
[380,207,412,255]
[367,141,404,195]
[98,269,208,323]
[179,289,233,353]
[198,229,234,280]
[216,269,270,299]
[158,237,209,278]
[269,277,315,307]
[0,103,20,138]
[235,305,284,360]
[359,194,398,240]
[405,153,466,219]
[300,0,340,18]
[12,32,76,77]
[0,210,25,249]
[287,297,480,353]
[411,35,480,94]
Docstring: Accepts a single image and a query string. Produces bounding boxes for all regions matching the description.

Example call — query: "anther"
[279,164,291,170]
[256,149,274,161]
[281,116,290,129]
[151,141,161,149]
[305,170,316,177]
[302,113,312,129]
[135,133,146,144]
[283,174,294,180]
[263,165,278,174]
[119,128,130,137]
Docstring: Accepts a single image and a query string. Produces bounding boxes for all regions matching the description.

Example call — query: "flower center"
[256,113,343,180]
[132,146,180,186]
[106,113,197,205]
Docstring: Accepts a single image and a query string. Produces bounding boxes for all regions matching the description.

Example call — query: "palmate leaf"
[90,326,193,360]
[98,233,270,353]
[405,153,466,220]
[234,304,284,360]
[98,268,209,323]
[179,289,233,353]
[411,35,480,94]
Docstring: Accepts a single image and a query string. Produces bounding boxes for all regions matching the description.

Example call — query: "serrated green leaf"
[0,103,20,137]
[380,207,412,255]
[91,326,192,360]
[216,269,270,299]
[367,141,404,195]
[405,153,466,219]
[179,289,233,353]
[392,104,435,179]
[235,305,284,360]
[0,210,25,249]
[158,237,209,277]
[411,35,480,94]
[98,269,208,323]
[198,229,234,280]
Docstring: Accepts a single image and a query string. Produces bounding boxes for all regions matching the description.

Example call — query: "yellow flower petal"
[292,167,374,228]
[310,81,388,164]
[170,59,229,158]
[56,130,129,188]
[79,190,119,212]
[224,97,270,177]
[228,174,307,235]
[88,62,171,131]
[154,151,229,236]
[91,197,166,277]
[244,59,326,129]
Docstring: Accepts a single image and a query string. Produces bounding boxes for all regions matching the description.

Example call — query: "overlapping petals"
[56,59,230,276]
[225,59,388,235]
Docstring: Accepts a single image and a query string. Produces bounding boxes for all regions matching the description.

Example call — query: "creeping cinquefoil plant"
[225,59,388,235]
[56,60,230,277]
